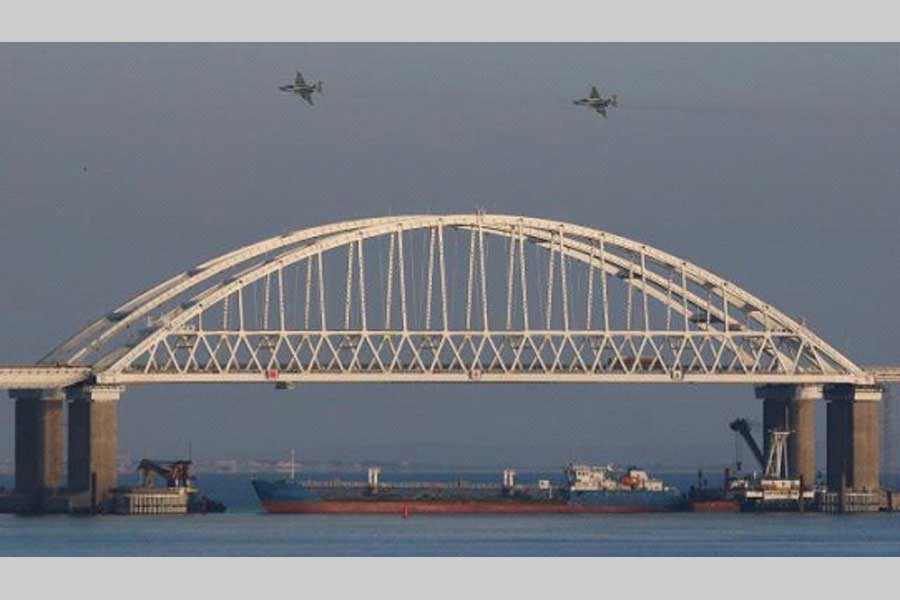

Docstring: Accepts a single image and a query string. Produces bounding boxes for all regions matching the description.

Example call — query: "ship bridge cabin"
[566,465,617,491]
[565,464,667,492]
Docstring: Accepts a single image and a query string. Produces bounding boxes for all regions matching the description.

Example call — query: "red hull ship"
[260,499,680,514]
[253,464,687,514]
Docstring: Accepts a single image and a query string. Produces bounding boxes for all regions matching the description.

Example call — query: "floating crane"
[137,459,193,488]
[726,419,813,510]
[110,459,226,515]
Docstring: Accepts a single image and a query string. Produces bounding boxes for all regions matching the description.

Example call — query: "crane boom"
[138,459,192,488]
[729,418,766,469]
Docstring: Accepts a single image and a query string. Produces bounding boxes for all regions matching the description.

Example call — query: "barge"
[110,459,225,515]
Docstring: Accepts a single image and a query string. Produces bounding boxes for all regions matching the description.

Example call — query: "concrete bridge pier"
[824,384,882,493]
[9,388,65,507]
[755,384,820,487]
[67,385,123,510]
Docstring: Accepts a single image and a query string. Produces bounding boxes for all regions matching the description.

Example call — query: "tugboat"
[687,468,741,512]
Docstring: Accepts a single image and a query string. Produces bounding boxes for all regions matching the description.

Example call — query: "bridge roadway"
[2,364,898,388]
[866,367,900,384]
[1,213,897,512]
[0,366,93,389]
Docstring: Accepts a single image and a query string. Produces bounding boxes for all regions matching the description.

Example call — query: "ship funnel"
[368,467,381,491]
[502,469,516,490]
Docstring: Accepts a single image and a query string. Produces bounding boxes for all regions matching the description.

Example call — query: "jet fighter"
[573,86,618,118]
[279,70,323,105]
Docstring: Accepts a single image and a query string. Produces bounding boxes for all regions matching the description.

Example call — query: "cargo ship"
[252,462,685,514]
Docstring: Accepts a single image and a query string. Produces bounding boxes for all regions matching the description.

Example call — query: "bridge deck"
[0,365,895,389]
[867,367,900,384]
[0,366,93,390]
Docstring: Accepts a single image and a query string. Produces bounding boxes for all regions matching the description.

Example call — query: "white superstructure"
[565,464,669,492]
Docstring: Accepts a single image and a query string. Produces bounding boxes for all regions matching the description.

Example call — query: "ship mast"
[764,430,791,479]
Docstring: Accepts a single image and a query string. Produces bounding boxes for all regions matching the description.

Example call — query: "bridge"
[1,213,896,511]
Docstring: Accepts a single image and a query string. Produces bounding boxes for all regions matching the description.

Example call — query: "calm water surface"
[2,473,899,556]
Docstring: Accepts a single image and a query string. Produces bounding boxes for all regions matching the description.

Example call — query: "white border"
[1,557,898,598]
[1,1,899,41]
[1,7,898,591]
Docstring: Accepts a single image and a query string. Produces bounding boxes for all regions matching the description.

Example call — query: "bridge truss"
[37,214,871,386]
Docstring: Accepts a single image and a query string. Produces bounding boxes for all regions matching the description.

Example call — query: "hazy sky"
[1,44,899,469]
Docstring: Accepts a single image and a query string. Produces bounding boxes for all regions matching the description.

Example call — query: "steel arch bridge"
[18,213,872,388]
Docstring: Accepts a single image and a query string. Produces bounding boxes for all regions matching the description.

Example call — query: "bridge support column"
[67,385,123,510]
[755,384,820,487]
[10,388,65,507]
[824,384,881,493]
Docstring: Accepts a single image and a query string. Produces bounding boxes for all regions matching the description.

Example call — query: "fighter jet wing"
[300,90,314,106]
[590,86,600,98]
[295,71,307,87]
[595,106,607,118]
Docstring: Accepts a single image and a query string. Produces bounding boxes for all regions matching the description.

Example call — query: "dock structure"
[817,491,883,514]
[112,488,193,515]
[0,213,897,514]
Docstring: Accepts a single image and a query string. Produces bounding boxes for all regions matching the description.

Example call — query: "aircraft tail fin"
[611,94,618,107]
[317,81,324,94]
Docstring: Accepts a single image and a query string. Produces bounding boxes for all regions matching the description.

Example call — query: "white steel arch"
[39,214,871,386]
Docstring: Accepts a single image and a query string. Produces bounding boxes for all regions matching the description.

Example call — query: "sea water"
[2,472,900,556]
